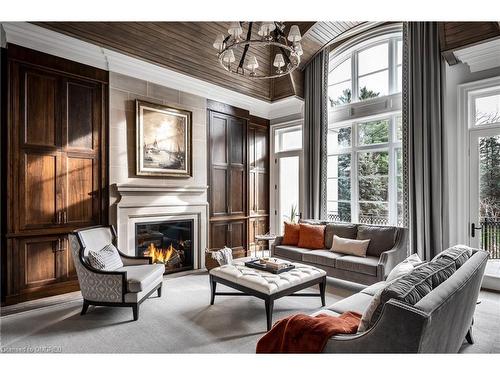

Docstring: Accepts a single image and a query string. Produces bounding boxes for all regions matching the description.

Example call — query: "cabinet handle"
[56,211,62,224]
[55,238,61,252]
[59,238,65,252]
[63,211,67,223]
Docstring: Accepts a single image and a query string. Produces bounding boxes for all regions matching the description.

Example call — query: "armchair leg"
[81,300,90,316]
[157,285,162,298]
[132,304,139,321]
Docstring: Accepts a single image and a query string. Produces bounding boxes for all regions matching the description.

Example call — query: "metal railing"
[327,213,403,227]
[481,217,500,259]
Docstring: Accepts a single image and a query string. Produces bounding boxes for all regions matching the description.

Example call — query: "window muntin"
[328,34,402,107]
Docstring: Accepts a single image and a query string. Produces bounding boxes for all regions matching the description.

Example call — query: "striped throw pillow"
[88,244,124,271]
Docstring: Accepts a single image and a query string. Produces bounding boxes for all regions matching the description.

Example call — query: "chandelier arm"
[238,22,253,70]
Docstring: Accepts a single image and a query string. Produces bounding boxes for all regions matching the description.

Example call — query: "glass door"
[469,128,500,257]
[272,123,303,235]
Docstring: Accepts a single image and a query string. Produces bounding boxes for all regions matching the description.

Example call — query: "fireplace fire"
[135,220,194,274]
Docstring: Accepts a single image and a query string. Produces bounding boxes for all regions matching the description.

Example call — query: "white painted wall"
[443,61,500,247]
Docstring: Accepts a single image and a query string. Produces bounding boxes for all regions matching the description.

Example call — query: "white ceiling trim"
[1,22,304,119]
[454,38,500,73]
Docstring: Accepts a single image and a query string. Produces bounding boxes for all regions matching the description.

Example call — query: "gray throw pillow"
[324,223,358,249]
[368,258,457,327]
[433,245,472,269]
[356,225,397,257]
[88,243,124,271]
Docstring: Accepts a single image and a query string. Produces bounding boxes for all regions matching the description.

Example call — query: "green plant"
[290,204,298,224]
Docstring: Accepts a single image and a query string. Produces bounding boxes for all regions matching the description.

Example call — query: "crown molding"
[454,37,500,73]
[1,22,304,119]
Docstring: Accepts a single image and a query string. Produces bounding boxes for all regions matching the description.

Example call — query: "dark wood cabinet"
[4,45,108,304]
[207,102,269,259]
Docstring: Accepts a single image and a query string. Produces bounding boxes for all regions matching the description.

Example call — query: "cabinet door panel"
[230,167,245,215]
[210,222,228,250]
[19,237,59,291]
[255,128,268,169]
[65,156,98,225]
[211,167,228,216]
[210,114,228,165]
[248,127,256,168]
[229,220,246,257]
[230,118,245,165]
[65,80,97,151]
[249,171,256,214]
[22,69,58,147]
[19,152,59,229]
[257,171,269,214]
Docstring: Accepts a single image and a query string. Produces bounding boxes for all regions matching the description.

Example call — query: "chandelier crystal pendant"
[213,21,302,79]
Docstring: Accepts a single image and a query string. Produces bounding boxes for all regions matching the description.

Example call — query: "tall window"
[327,27,403,226]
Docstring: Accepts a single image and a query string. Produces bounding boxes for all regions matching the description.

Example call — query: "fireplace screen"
[135,220,194,274]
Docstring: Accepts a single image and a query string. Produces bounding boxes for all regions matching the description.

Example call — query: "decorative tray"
[244,259,295,274]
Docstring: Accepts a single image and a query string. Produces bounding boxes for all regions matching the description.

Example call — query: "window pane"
[328,154,351,178]
[397,40,402,65]
[359,70,388,99]
[358,120,389,145]
[358,43,388,75]
[275,126,302,152]
[396,148,402,174]
[358,151,389,176]
[329,81,352,106]
[479,135,500,219]
[327,201,351,222]
[328,178,351,201]
[359,202,389,224]
[396,65,402,93]
[474,94,500,125]
[279,156,300,227]
[359,176,389,201]
[328,126,351,152]
[396,116,402,141]
[330,58,351,84]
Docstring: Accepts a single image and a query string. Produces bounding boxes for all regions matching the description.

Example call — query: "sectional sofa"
[271,222,408,285]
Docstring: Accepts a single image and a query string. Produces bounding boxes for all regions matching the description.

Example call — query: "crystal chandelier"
[212,22,303,79]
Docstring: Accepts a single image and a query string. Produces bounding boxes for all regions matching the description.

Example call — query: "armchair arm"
[271,236,283,256]
[377,228,409,280]
[118,250,153,266]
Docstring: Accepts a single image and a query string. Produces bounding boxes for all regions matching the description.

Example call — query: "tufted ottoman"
[209,257,327,330]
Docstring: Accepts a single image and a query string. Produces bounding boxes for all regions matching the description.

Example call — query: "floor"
[1,272,499,353]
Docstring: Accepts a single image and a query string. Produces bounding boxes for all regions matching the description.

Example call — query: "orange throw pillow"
[282,222,300,245]
[298,223,325,250]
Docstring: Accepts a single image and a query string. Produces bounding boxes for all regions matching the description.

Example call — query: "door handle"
[471,223,482,238]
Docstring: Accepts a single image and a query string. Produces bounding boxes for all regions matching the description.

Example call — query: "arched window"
[326,25,403,226]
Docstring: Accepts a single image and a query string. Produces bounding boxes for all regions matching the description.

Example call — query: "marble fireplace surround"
[115,184,209,270]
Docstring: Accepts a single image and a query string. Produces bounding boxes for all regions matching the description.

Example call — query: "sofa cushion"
[282,222,300,246]
[87,243,123,271]
[274,245,310,261]
[297,223,325,250]
[331,235,370,257]
[302,250,343,268]
[433,245,472,270]
[335,255,379,276]
[357,225,398,257]
[386,253,423,282]
[327,292,373,315]
[369,258,457,326]
[117,264,165,293]
[324,223,358,249]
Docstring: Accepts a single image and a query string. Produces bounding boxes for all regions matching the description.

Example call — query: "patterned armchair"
[70,225,165,321]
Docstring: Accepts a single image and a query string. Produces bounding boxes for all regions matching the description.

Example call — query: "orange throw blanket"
[256,312,361,353]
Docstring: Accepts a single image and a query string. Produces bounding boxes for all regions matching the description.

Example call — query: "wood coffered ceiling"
[34,22,364,102]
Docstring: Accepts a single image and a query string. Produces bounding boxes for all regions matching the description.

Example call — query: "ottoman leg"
[265,298,274,331]
[210,276,217,305]
[319,277,326,306]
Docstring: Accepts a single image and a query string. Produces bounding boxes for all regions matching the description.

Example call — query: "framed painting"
[136,100,192,177]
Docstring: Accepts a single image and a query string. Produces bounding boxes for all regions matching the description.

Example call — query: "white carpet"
[0,272,354,353]
[1,272,498,353]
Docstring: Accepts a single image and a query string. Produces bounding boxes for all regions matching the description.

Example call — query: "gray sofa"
[271,223,408,285]
[315,247,488,353]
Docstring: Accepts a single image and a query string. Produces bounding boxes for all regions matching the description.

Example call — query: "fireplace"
[135,220,194,274]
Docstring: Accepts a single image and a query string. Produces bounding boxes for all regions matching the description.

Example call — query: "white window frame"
[327,112,402,225]
[326,25,403,226]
